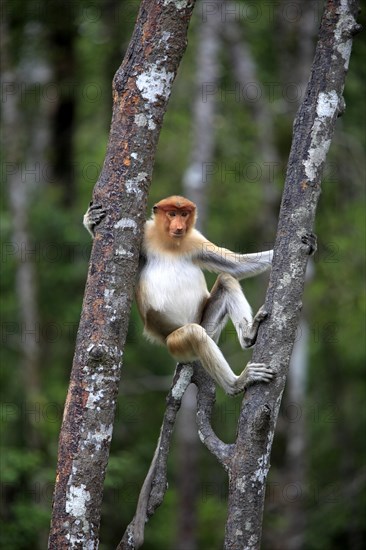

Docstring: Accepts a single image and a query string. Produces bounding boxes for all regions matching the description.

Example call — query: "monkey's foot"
[83,202,107,237]
[301,232,317,256]
[233,362,274,394]
[242,306,268,349]
[253,306,268,324]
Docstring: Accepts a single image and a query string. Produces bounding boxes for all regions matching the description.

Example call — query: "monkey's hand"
[301,232,317,256]
[232,362,275,395]
[83,201,106,238]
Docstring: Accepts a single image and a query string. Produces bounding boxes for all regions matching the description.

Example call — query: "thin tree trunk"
[276,0,319,116]
[119,364,195,550]
[282,318,309,550]
[224,13,280,228]
[273,4,318,547]
[176,3,222,548]
[2,11,53,548]
[48,2,196,548]
[224,1,361,548]
[182,0,222,224]
[175,385,199,550]
[1,8,52,443]
[48,0,77,205]
[280,4,318,541]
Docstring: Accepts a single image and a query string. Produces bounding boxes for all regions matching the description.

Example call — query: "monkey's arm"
[194,238,273,280]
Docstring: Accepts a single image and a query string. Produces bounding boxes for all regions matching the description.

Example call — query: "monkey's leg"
[202,273,263,348]
[200,274,232,343]
[201,275,274,393]
[240,305,268,349]
[166,323,273,396]
[201,273,254,341]
[166,324,238,395]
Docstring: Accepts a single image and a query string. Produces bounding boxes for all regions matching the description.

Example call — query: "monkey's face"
[165,209,192,238]
[153,196,197,241]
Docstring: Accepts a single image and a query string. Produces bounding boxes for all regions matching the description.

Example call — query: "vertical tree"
[47,0,77,206]
[49,1,196,548]
[1,0,51,447]
[224,1,360,547]
[271,4,318,547]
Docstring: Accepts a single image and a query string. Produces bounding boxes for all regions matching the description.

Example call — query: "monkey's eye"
[168,211,176,217]
[181,212,189,218]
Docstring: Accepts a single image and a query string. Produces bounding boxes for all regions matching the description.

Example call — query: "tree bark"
[48,1,196,548]
[278,6,318,546]
[224,1,361,548]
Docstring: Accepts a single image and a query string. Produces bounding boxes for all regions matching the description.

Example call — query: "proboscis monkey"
[84,195,275,395]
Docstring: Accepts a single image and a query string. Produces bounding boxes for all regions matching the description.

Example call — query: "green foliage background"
[1,1,365,549]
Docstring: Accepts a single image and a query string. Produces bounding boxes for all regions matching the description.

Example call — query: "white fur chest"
[139,255,209,325]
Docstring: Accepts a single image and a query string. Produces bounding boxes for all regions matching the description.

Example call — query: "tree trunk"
[2,10,54,548]
[182,0,222,225]
[48,0,77,206]
[274,4,318,547]
[224,1,361,548]
[1,6,52,446]
[175,385,199,550]
[48,2,196,548]
[176,3,222,548]
[224,13,280,228]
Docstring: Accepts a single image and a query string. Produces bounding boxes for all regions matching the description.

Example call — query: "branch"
[118,364,193,550]
[48,2,196,548]
[193,362,234,470]
[118,360,234,548]
[224,1,361,548]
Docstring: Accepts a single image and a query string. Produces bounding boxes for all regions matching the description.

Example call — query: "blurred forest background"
[1,0,365,549]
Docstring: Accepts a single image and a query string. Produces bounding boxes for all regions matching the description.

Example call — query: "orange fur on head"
[152,196,197,240]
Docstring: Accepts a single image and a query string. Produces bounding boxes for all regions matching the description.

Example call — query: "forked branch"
[118,361,233,549]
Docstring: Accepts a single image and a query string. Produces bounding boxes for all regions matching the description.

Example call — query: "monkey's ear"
[152,205,158,214]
